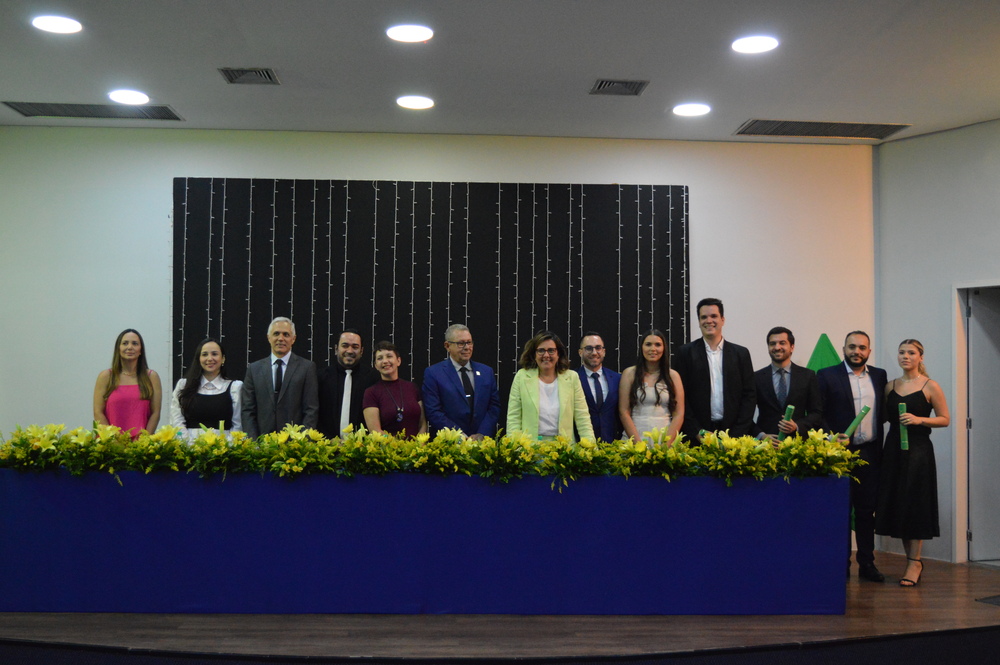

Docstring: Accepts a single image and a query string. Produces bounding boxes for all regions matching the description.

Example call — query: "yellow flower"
[96,424,122,442]
[200,431,221,446]
[69,427,93,445]
[151,425,181,442]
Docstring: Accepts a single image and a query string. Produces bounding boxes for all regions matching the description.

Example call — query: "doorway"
[966,286,1000,562]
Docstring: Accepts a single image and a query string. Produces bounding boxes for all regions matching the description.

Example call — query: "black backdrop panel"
[173,179,689,410]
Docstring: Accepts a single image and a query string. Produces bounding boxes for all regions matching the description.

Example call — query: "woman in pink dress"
[93,328,163,438]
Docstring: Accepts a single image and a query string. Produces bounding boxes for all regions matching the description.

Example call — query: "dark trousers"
[848,441,881,565]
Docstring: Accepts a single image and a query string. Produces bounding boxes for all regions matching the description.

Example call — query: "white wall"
[0,127,873,446]
[876,118,1000,563]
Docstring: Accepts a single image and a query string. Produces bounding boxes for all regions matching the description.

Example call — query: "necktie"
[339,369,352,433]
[592,372,604,408]
[460,367,475,409]
[775,368,787,407]
[460,367,476,431]
[274,358,284,396]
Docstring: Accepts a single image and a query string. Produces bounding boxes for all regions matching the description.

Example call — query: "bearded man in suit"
[751,327,823,440]
[317,329,379,437]
[575,332,622,442]
[817,330,887,583]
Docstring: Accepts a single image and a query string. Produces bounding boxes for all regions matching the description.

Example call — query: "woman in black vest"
[170,338,243,439]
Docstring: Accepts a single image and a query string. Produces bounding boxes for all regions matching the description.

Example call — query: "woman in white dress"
[618,329,684,446]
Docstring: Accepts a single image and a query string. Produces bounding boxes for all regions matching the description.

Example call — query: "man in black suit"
[575,332,622,442]
[751,327,823,440]
[673,298,755,442]
[241,317,319,439]
[317,329,379,437]
[817,331,887,583]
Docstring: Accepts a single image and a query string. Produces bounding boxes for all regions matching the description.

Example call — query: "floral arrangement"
[0,424,860,487]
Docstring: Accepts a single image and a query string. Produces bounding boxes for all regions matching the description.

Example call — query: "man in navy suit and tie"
[421,324,501,439]
[673,298,756,442]
[575,332,621,442]
[241,317,319,439]
[751,327,823,440]
[818,330,887,582]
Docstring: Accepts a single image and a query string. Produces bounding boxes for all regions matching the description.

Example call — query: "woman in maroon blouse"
[362,341,427,436]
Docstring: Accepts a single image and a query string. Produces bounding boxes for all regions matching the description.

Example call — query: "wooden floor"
[3,553,1000,660]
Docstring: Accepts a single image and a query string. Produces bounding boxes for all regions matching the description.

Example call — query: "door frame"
[954,282,1000,563]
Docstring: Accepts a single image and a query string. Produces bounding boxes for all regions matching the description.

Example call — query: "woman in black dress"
[170,338,243,439]
[875,339,950,587]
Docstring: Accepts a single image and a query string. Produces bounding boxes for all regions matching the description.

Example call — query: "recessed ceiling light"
[673,103,711,117]
[397,95,434,110]
[109,89,150,105]
[31,15,83,33]
[386,24,434,42]
[732,35,779,54]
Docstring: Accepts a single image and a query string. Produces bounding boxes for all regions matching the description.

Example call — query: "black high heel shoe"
[900,558,923,587]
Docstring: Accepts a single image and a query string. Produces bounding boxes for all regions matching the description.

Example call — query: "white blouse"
[537,379,560,437]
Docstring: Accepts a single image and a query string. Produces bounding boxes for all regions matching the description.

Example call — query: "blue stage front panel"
[0,471,848,614]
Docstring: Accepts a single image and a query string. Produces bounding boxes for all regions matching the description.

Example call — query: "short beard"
[844,355,867,369]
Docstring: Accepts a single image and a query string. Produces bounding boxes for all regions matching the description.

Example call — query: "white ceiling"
[3,0,1000,144]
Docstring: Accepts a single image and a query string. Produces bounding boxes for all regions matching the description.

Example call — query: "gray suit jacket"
[241,353,319,439]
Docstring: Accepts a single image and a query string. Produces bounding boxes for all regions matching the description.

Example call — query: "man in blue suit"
[575,332,621,442]
[421,324,501,439]
[817,330,887,583]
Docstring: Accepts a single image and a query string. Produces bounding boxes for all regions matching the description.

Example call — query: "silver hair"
[268,316,296,336]
[444,323,470,341]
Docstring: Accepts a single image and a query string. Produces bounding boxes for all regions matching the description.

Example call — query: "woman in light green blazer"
[506,331,595,442]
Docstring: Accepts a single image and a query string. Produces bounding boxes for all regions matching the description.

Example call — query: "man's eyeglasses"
[448,340,474,348]
[582,345,604,353]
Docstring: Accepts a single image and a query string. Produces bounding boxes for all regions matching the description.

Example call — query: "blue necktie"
[592,372,604,408]
[776,368,787,407]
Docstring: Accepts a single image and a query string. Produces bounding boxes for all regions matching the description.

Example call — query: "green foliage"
[611,431,699,481]
[0,424,862,485]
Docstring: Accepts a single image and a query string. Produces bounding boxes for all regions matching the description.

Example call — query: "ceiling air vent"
[3,101,182,120]
[590,79,648,96]
[219,67,280,85]
[735,118,909,140]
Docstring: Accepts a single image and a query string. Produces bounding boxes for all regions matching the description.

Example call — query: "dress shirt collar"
[270,352,293,366]
[450,357,471,372]
[198,374,228,391]
[842,359,868,377]
[703,337,725,354]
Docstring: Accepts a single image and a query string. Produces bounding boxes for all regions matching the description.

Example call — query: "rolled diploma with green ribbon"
[843,405,871,439]
[898,402,909,450]
[777,405,795,441]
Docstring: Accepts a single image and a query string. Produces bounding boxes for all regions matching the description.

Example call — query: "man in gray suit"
[241,316,319,439]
